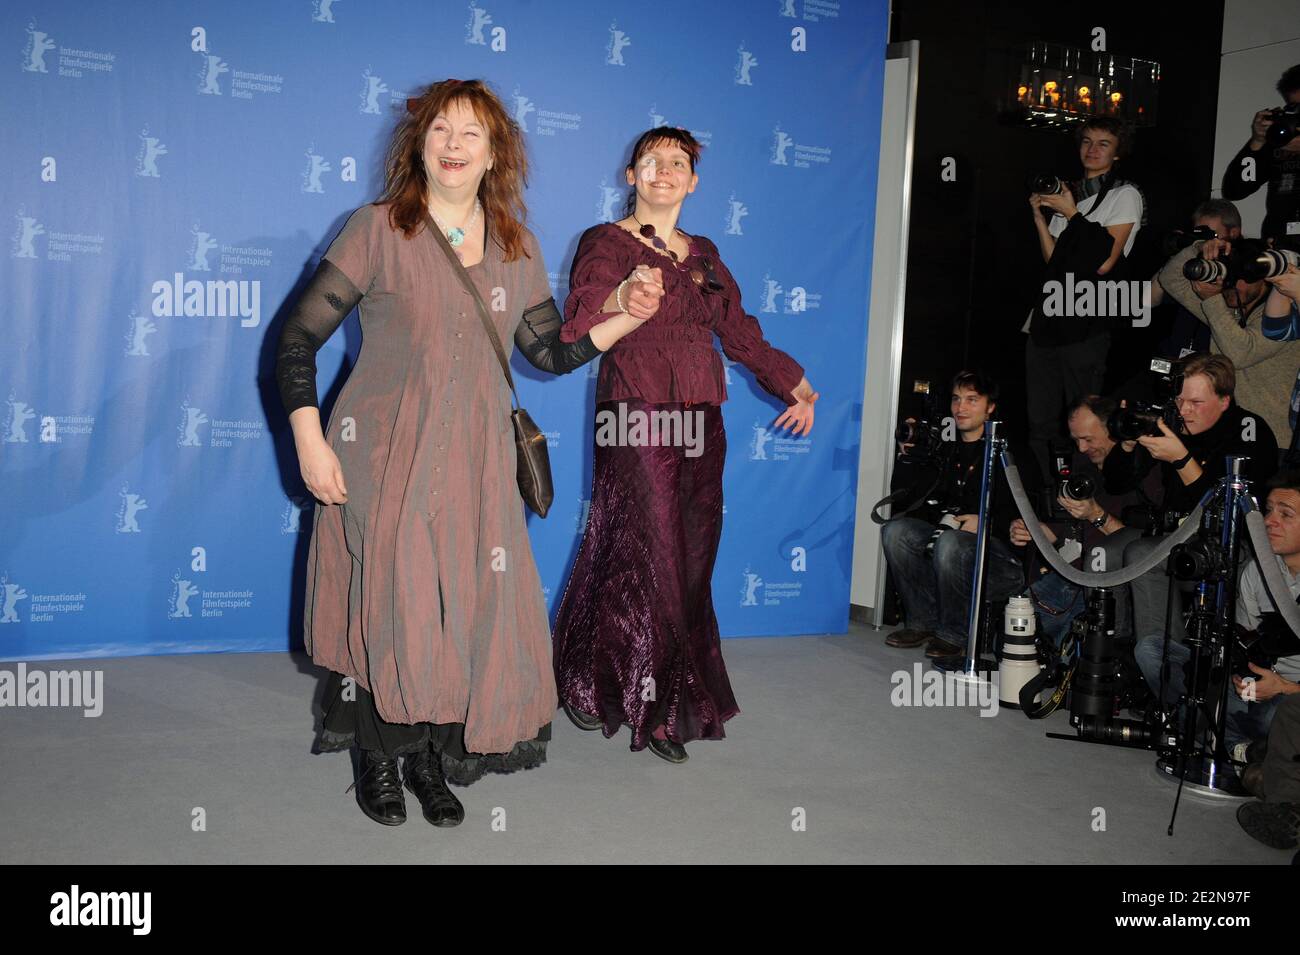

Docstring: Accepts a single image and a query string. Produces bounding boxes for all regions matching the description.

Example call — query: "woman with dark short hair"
[552,127,819,763]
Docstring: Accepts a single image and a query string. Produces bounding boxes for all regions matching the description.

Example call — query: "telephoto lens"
[1183,257,1228,284]
[1253,248,1300,279]
[999,595,1041,710]
[1073,714,1158,747]
[1070,589,1116,720]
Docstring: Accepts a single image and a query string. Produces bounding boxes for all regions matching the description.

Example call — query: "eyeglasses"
[690,257,724,295]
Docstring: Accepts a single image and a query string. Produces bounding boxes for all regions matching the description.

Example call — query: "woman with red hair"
[275,80,657,828]
[553,127,819,763]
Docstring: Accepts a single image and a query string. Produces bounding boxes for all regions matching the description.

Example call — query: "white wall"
[1212,0,1300,232]
[851,44,917,617]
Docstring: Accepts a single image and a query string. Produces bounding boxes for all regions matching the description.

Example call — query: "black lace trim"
[274,259,364,415]
[440,739,548,786]
[316,728,547,787]
[515,297,601,375]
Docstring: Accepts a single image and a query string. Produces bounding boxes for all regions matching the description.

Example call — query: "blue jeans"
[1028,527,1142,648]
[1028,572,1086,648]
[1134,635,1281,749]
[881,517,1025,647]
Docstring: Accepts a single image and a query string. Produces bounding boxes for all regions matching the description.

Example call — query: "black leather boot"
[403,745,465,827]
[647,736,688,763]
[354,748,407,826]
[562,700,603,731]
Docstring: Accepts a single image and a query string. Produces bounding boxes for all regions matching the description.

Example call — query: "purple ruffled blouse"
[559,222,803,407]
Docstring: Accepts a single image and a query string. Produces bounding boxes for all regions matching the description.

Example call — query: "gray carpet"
[0,622,1285,864]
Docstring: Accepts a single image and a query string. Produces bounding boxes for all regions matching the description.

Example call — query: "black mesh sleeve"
[514,297,601,374]
[275,258,364,415]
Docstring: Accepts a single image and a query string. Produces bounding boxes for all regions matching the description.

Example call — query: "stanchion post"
[949,420,1000,684]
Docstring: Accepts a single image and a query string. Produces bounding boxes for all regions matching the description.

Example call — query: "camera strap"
[870,472,942,525]
[1018,628,1078,718]
[1073,170,1117,220]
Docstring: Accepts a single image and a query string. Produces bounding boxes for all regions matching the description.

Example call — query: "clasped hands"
[620,266,665,321]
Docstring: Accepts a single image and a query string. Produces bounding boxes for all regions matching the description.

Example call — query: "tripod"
[1156,456,1254,814]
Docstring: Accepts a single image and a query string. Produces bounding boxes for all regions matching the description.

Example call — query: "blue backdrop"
[1,0,886,660]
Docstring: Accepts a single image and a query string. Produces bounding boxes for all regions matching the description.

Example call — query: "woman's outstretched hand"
[775,376,818,436]
[299,438,348,505]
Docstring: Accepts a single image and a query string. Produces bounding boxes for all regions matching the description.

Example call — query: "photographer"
[1221,64,1300,246]
[1022,118,1143,483]
[1237,693,1300,852]
[1107,354,1278,658]
[1011,395,1159,646]
[1134,472,1300,754]
[1158,236,1298,450]
[1150,199,1243,360]
[1260,262,1300,466]
[882,371,1028,659]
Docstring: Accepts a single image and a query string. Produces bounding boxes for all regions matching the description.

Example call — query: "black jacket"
[1103,401,1279,516]
[892,433,1035,545]
[1222,139,1300,246]
[1031,208,1131,347]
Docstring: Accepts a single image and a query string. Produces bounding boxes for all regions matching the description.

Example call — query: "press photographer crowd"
[878,64,1300,856]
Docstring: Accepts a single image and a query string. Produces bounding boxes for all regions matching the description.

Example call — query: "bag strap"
[425,211,520,406]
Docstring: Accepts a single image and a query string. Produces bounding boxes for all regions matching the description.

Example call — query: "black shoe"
[403,746,465,828]
[562,701,603,731]
[647,736,688,764]
[1237,801,1300,850]
[353,749,406,826]
[885,628,935,648]
[925,637,964,659]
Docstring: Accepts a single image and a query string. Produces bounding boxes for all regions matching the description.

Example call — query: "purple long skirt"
[553,398,739,750]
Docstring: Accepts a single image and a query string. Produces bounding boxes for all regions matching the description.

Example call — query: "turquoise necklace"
[430,200,482,252]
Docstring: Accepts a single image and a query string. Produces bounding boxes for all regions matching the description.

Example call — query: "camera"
[1232,613,1300,679]
[1182,237,1294,285]
[1171,494,1228,582]
[1029,173,1066,195]
[1107,399,1180,442]
[1048,441,1095,516]
[1172,536,1227,581]
[895,417,946,463]
[1162,224,1217,258]
[1061,473,1095,502]
[1120,503,1182,537]
[1058,591,1170,751]
[1265,102,1300,149]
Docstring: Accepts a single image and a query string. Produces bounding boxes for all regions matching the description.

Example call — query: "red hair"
[378,78,530,262]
